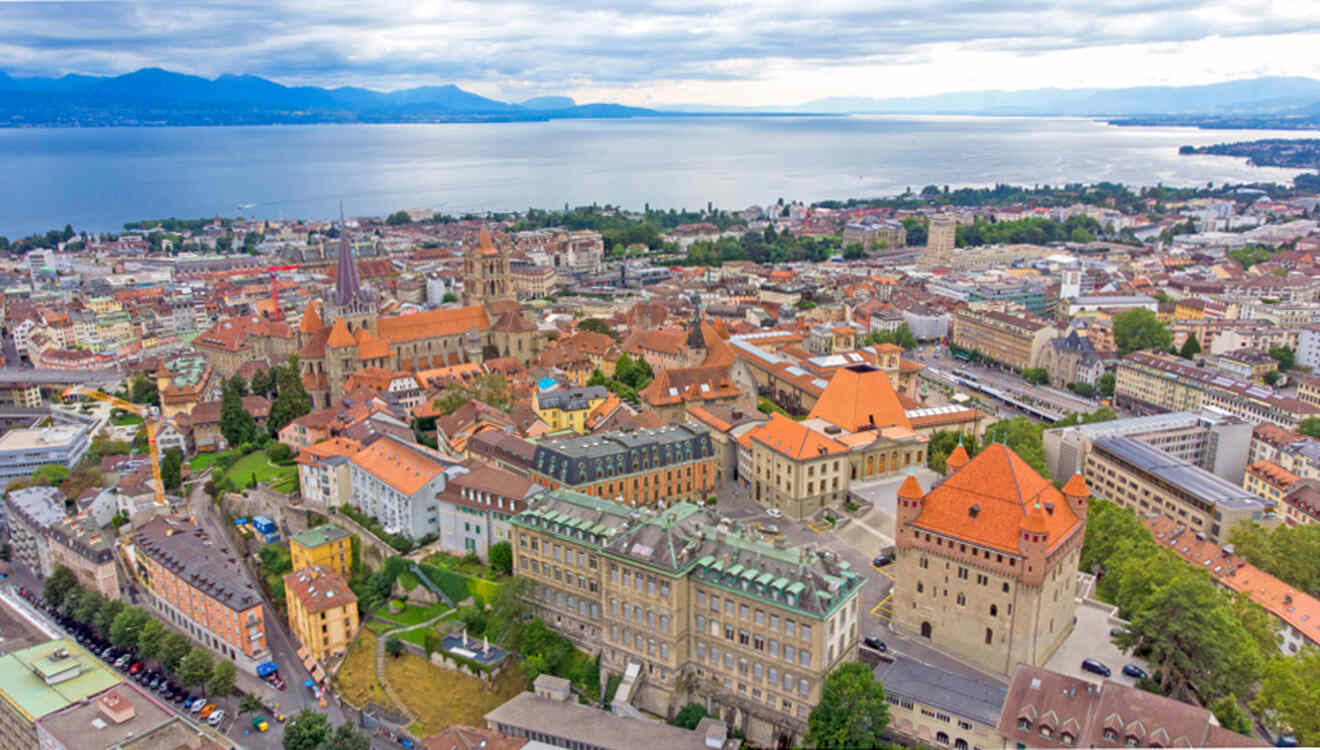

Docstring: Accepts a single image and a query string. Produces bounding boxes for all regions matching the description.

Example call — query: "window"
[985,628,993,645]
[1018,719,1032,732]
[1103,729,1117,742]
[1040,726,1052,739]
[989,604,998,617]
[1003,582,1010,593]
[1125,736,1139,748]
[1060,732,1074,746]
[801,624,811,641]
[936,732,949,745]
[958,721,973,731]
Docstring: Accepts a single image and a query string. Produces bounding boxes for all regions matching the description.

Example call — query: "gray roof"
[1092,437,1267,512]
[536,385,610,412]
[5,486,66,529]
[485,692,720,750]
[132,517,263,612]
[874,656,1007,726]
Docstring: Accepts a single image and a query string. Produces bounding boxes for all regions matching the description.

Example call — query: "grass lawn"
[397,626,430,647]
[223,450,297,489]
[371,602,450,628]
[384,650,525,736]
[365,620,395,635]
[335,630,395,711]
[112,413,144,426]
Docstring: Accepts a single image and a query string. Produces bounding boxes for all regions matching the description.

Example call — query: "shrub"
[265,443,292,463]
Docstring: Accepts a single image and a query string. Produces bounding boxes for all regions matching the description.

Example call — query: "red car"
[129,662,144,675]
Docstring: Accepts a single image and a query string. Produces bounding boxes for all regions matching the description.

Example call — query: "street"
[917,348,1109,418]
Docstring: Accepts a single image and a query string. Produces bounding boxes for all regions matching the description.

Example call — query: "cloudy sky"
[1,0,1318,106]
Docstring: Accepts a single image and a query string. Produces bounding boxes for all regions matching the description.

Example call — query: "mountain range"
[2,68,1320,126]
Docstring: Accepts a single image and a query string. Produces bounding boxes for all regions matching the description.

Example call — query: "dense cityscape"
[0,175,1315,750]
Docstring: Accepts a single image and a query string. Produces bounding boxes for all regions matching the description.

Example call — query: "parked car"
[114,655,130,669]
[1109,626,1129,638]
[766,508,783,519]
[863,636,887,652]
[198,704,215,719]
[761,523,780,535]
[207,710,225,727]
[252,716,269,733]
[1122,664,1148,680]
[873,554,892,567]
[1081,658,1111,677]
[128,662,143,675]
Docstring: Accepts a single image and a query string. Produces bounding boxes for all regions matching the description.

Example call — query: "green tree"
[1022,368,1049,385]
[136,618,166,661]
[1113,308,1172,355]
[926,430,977,473]
[806,662,890,750]
[385,637,405,658]
[219,380,256,448]
[1210,694,1252,735]
[208,659,237,697]
[109,606,150,649]
[1269,346,1295,372]
[326,724,371,750]
[160,447,183,491]
[129,373,160,406]
[577,318,617,340]
[95,598,125,634]
[1265,369,1282,386]
[59,586,83,617]
[177,649,213,693]
[1228,521,1320,596]
[227,373,249,397]
[385,210,412,226]
[238,693,264,715]
[1098,372,1116,397]
[43,565,78,609]
[522,652,548,683]
[1179,333,1202,359]
[984,417,1049,477]
[249,367,275,399]
[442,292,458,303]
[74,590,105,624]
[268,356,313,435]
[284,708,331,750]
[489,541,513,576]
[671,702,709,730]
[1300,418,1320,439]
[1252,648,1320,746]
[159,632,191,674]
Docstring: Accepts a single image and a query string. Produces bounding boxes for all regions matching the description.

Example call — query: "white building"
[348,435,464,539]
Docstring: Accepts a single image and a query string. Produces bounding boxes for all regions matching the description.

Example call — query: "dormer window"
[1125,736,1138,747]
[1040,726,1052,739]
[1018,719,1032,732]
[1061,733,1074,746]
[1103,729,1117,742]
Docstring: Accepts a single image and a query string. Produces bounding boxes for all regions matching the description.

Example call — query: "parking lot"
[1045,594,1150,688]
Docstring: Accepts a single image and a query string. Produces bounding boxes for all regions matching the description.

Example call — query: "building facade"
[526,425,717,508]
[289,524,354,579]
[283,565,359,665]
[950,308,1056,372]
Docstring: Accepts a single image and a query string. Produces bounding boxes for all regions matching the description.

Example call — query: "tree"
[385,210,412,226]
[1022,368,1049,385]
[219,380,256,448]
[1179,334,1202,359]
[325,724,372,750]
[208,659,237,697]
[136,618,166,660]
[1068,382,1095,397]
[129,374,160,406]
[577,318,618,340]
[926,430,978,473]
[95,598,125,634]
[249,367,274,399]
[60,586,84,617]
[75,590,105,624]
[671,702,709,730]
[1253,648,1320,746]
[1300,418,1320,439]
[489,541,513,576]
[442,292,458,303]
[1265,369,1282,386]
[43,565,78,609]
[385,637,405,658]
[984,417,1049,477]
[1113,308,1172,355]
[1210,694,1252,735]
[109,606,150,649]
[227,373,249,397]
[238,693,264,716]
[283,707,331,750]
[268,356,313,435]
[159,632,191,674]
[177,649,213,693]
[1269,346,1295,372]
[806,662,890,750]
[1098,372,1116,397]
[160,447,183,491]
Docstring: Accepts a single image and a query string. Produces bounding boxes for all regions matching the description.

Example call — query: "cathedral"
[295,223,537,407]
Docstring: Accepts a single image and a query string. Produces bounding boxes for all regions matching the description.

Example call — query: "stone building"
[892,443,1088,676]
[463,226,513,307]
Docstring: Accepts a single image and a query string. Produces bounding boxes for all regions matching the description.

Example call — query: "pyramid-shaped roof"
[327,317,355,349]
[807,364,912,432]
[1061,473,1090,498]
[299,300,323,334]
[947,443,970,470]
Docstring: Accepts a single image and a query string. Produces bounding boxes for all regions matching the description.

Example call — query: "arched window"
[936,732,949,745]
[921,621,932,638]
[989,604,998,617]
[954,739,968,750]
[1018,719,1032,732]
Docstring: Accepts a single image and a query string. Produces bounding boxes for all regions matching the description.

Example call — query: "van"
[1081,658,1111,677]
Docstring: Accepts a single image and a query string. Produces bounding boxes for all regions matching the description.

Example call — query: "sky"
[1,0,1319,107]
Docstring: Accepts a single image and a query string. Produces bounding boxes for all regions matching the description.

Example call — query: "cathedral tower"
[462,226,512,307]
[323,205,377,334]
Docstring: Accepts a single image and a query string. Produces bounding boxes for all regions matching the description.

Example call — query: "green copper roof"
[786,581,806,596]
[755,571,775,585]
[726,563,745,577]
[289,524,351,550]
[0,639,120,723]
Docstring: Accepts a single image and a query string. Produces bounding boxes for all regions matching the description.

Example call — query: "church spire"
[334,202,365,306]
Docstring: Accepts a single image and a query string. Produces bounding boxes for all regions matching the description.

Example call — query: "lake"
[0,115,1313,237]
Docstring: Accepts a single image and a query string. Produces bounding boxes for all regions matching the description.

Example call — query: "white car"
[766,508,783,519]
[207,710,225,727]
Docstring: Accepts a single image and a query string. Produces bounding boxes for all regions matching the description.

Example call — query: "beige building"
[283,565,359,664]
[920,215,957,269]
[1116,352,1320,430]
[512,489,863,748]
[47,514,119,600]
[893,444,1088,676]
[873,656,1007,750]
[950,307,1057,372]
[1084,437,1275,544]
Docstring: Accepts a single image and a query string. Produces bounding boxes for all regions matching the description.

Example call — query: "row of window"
[696,590,812,641]
[695,640,811,697]
[694,615,814,667]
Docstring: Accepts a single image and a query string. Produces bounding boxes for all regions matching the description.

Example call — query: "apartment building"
[289,524,353,578]
[4,485,65,577]
[526,424,717,508]
[0,639,123,750]
[511,489,863,748]
[893,445,1088,676]
[131,517,269,674]
[0,423,91,482]
[294,437,362,510]
[46,513,119,600]
[1280,485,1320,526]
[532,385,609,435]
[1243,460,1299,507]
[349,434,463,539]
[950,307,1056,372]
[842,217,906,251]
[1043,410,1251,485]
[686,405,768,483]
[435,459,539,557]
[1116,351,1320,429]
[1298,375,1320,408]
[738,414,849,520]
[283,565,359,664]
[1085,437,1274,544]
[873,656,1007,750]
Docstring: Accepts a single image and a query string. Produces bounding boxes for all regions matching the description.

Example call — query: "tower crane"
[62,385,167,507]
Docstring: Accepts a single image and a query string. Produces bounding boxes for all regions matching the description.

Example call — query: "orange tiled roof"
[299,300,323,334]
[1061,473,1090,497]
[747,413,847,460]
[911,444,1083,555]
[350,436,450,496]
[1246,460,1299,489]
[327,318,355,349]
[377,306,491,343]
[807,365,912,431]
[283,565,356,614]
[296,437,364,465]
[946,443,970,470]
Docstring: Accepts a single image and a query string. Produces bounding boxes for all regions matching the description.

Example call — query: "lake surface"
[0,115,1314,237]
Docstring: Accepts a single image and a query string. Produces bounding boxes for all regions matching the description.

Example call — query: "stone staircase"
[610,662,646,719]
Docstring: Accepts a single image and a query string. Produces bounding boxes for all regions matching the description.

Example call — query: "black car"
[863,636,887,652]
[1109,626,1129,638]
[1122,664,1147,680]
[872,554,892,567]
[1081,658,1111,677]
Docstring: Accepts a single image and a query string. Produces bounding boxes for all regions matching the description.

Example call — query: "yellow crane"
[63,385,167,507]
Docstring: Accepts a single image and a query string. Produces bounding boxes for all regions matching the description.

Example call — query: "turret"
[1062,473,1090,520]
[1019,502,1050,585]
[896,472,925,540]
[945,443,970,475]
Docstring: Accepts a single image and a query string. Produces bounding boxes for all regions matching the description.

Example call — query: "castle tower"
[895,473,925,529]
[323,205,377,334]
[462,226,512,307]
[1018,502,1050,587]
[945,443,970,475]
[1061,473,1090,521]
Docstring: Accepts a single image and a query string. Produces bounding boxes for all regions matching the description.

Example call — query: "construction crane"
[178,264,300,322]
[63,385,167,507]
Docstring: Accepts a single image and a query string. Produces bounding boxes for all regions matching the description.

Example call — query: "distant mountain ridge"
[0,68,652,125]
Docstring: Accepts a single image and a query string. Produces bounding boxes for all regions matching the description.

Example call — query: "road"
[918,348,1111,418]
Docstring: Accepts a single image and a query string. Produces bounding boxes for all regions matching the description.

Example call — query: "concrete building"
[1043,410,1251,485]
[1084,437,1274,544]
[873,655,1007,750]
[842,217,906,251]
[893,444,1088,676]
[349,434,464,539]
[901,304,950,342]
[0,639,122,750]
[283,565,359,665]
[1115,352,1320,430]
[0,423,91,482]
[511,490,863,747]
[36,682,214,750]
[920,215,957,269]
[46,513,119,600]
[950,308,1056,372]
[289,524,353,579]
[1297,325,1320,372]
[294,437,362,510]
[130,517,269,674]
[4,485,65,578]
